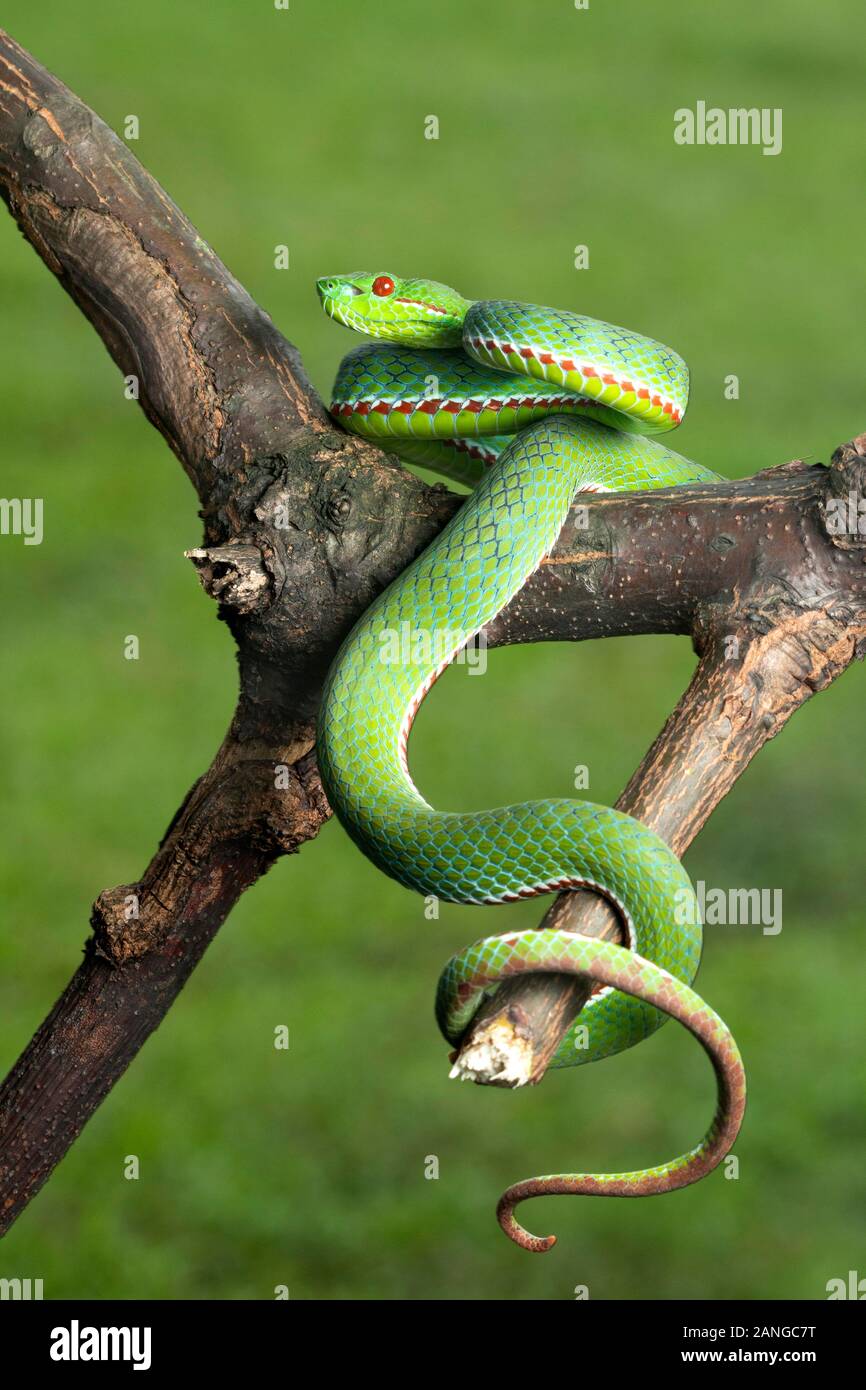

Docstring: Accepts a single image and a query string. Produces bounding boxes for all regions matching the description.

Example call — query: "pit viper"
[315,272,745,1252]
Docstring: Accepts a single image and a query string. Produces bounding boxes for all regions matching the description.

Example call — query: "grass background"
[1,0,865,1300]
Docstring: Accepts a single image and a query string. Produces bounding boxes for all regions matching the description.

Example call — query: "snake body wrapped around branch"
[315,272,746,1251]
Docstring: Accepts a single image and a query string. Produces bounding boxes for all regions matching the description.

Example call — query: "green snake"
[315,272,746,1252]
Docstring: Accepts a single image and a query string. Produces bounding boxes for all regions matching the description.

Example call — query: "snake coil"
[315,271,745,1251]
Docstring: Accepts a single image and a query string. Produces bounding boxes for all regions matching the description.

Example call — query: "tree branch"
[1,27,865,1239]
[455,446,866,1083]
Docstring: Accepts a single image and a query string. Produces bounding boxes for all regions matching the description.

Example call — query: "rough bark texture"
[1,29,865,1233]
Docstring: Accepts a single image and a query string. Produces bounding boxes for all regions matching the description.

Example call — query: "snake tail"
[436,929,745,1252]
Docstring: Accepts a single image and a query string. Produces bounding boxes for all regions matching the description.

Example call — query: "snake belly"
[315,273,743,1251]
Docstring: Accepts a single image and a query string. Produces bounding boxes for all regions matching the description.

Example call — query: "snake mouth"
[321,300,391,333]
[334,310,444,337]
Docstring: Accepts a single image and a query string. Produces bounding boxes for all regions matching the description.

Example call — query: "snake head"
[316,272,469,348]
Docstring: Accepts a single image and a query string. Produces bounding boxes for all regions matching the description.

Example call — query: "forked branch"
[458,444,866,1082]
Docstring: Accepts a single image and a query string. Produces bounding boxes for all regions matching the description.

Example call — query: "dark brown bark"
[1,28,865,1234]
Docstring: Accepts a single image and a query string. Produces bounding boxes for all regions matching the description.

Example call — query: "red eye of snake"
[372,275,395,297]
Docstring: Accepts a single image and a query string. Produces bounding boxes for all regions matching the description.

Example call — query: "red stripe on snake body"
[466,336,683,423]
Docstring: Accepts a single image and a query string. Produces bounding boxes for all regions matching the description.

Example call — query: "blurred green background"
[1,0,865,1301]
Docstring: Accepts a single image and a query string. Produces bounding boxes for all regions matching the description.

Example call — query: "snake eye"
[372,275,395,297]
